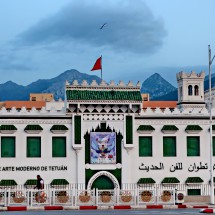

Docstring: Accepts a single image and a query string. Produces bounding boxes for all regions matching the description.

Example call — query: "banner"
[90,132,116,164]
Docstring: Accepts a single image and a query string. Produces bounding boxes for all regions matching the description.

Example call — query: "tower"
[176,71,205,109]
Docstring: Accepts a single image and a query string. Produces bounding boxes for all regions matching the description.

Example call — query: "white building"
[0,71,214,201]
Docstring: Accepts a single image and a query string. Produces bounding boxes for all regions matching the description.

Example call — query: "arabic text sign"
[139,162,210,172]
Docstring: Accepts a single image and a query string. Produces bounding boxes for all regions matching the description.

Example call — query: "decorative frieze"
[82,114,124,121]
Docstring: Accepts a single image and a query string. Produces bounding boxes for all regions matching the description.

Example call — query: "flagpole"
[101,55,102,80]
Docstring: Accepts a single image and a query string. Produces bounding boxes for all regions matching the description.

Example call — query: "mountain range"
[0,69,212,101]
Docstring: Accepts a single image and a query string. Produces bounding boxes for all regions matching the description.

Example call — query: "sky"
[0,0,215,87]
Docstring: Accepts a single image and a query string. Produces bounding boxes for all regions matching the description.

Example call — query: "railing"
[0,183,213,206]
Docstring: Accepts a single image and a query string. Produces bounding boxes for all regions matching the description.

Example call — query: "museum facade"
[0,71,213,196]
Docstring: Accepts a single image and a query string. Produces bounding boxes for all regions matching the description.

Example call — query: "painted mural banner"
[90,132,116,164]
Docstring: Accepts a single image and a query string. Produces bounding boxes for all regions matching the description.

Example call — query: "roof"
[161,177,180,183]
[161,125,179,131]
[137,178,155,184]
[50,125,68,130]
[142,101,177,109]
[24,125,43,131]
[0,125,17,130]
[66,90,142,101]
[4,101,46,109]
[24,179,37,186]
[137,125,155,131]
[0,180,17,186]
[50,179,69,185]
[185,125,202,131]
[185,177,203,183]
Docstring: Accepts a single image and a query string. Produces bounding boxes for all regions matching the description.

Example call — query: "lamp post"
[209,44,215,204]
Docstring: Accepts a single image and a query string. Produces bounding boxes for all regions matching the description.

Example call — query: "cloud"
[16,0,166,54]
[0,47,34,71]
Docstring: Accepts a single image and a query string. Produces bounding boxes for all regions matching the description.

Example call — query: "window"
[187,137,200,156]
[179,86,182,100]
[194,85,199,96]
[1,137,15,157]
[188,85,192,96]
[139,137,152,157]
[213,137,215,156]
[187,189,201,196]
[52,137,66,157]
[27,137,41,157]
[163,137,176,157]
[31,97,36,101]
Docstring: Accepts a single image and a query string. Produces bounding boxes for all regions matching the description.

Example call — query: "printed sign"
[90,132,116,164]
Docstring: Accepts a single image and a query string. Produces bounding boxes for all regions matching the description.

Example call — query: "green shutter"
[74,115,81,144]
[52,137,66,157]
[139,137,152,157]
[213,137,215,156]
[187,189,201,195]
[27,137,41,157]
[163,137,176,157]
[126,116,133,144]
[1,137,15,157]
[187,137,200,156]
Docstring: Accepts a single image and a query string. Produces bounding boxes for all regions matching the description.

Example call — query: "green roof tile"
[50,179,69,185]
[161,125,178,131]
[24,125,43,131]
[137,125,155,131]
[185,177,203,183]
[0,180,17,186]
[161,177,180,183]
[50,125,68,131]
[0,125,17,130]
[137,178,155,184]
[24,179,37,186]
[66,90,142,101]
[185,125,202,131]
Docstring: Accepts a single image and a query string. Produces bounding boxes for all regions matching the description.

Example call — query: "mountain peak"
[141,73,176,100]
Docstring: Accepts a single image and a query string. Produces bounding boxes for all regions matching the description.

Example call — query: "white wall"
[0,118,75,185]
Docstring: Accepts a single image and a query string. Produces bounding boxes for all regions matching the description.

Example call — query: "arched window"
[194,85,199,96]
[179,86,183,99]
[188,85,192,96]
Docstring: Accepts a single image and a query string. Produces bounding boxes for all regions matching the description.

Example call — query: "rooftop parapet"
[176,71,205,81]
[0,106,66,116]
[65,80,141,90]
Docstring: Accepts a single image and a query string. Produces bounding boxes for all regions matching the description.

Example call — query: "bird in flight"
[100,23,107,30]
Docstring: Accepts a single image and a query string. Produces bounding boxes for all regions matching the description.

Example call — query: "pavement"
[1,204,215,212]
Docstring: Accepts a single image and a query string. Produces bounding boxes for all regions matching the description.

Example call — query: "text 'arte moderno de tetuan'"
[0,165,67,172]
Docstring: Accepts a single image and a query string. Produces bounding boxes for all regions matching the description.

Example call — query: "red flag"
[91,56,102,71]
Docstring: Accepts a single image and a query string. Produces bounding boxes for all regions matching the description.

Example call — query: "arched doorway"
[84,122,123,189]
[87,171,120,190]
[92,175,114,190]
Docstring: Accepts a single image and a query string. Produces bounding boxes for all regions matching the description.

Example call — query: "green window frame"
[187,189,201,196]
[74,116,81,144]
[187,136,200,156]
[213,137,215,156]
[27,137,41,157]
[126,116,133,144]
[163,137,176,157]
[52,137,66,157]
[139,137,152,157]
[1,137,15,157]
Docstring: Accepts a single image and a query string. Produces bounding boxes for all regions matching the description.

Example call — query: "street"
[0,209,201,215]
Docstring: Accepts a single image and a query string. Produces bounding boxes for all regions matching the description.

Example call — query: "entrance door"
[91,175,114,190]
